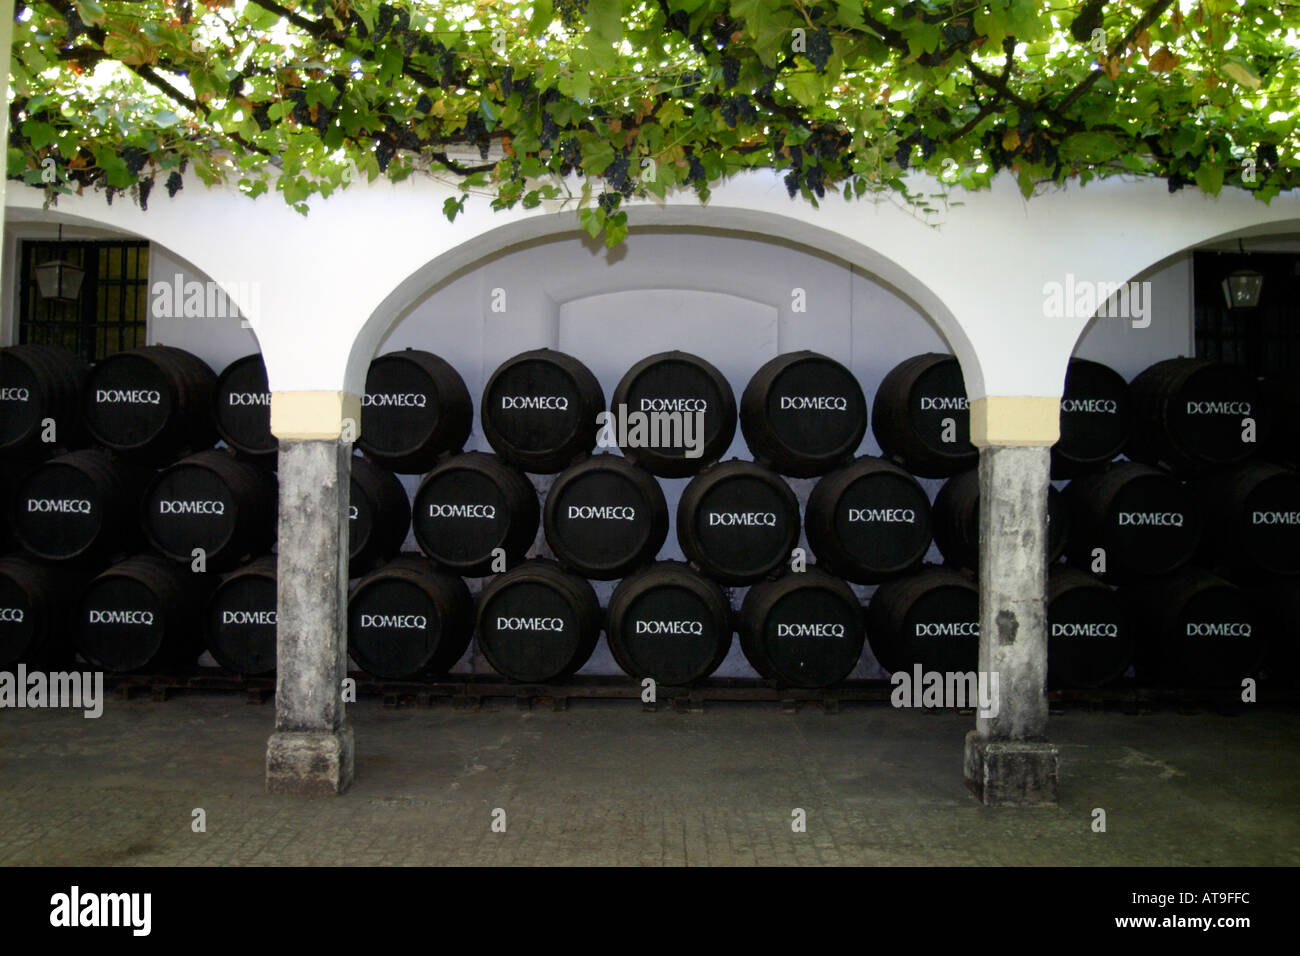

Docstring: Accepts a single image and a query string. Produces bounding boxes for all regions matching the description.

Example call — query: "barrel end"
[963,732,1059,807]
[266,725,355,796]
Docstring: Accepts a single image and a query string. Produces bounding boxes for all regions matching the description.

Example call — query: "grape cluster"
[416,93,432,115]
[917,134,937,161]
[894,141,912,170]
[719,95,756,129]
[679,70,704,97]
[555,0,589,32]
[375,138,396,172]
[784,169,801,197]
[540,111,560,150]
[804,163,826,199]
[604,152,633,195]
[560,137,583,170]
[598,191,621,214]
[807,27,832,72]
[120,147,148,177]
[166,171,183,199]
[137,177,153,212]
[687,152,706,186]
[721,56,741,90]
[227,76,245,98]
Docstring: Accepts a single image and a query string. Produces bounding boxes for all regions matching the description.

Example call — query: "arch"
[348,205,974,396]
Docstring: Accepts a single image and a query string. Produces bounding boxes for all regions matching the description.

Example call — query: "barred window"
[1194,251,1300,378]
[17,240,151,361]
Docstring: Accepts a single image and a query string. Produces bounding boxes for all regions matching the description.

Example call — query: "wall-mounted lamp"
[1221,239,1263,310]
[34,225,85,303]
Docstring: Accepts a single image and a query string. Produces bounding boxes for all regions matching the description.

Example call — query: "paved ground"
[0,695,1296,865]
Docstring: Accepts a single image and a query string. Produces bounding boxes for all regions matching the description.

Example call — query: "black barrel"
[12,448,147,563]
[739,568,865,688]
[864,567,979,675]
[1047,566,1133,689]
[740,351,868,477]
[1124,567,1268,688]
[75,554,212,672]
[1063,462,1200,581]
[481,349,605,473]
[609,350,736,477]
[871,353,976,478]
[0,553,76,668]
[676,459,800,585]
[83,345,217,464]
[1194,462,1300,578]
[543,454,668,580]
[1255,584,1300,686]
[0,343,90,460]
[475,559,601,682]
[205,554,277,676]
[141,449,277,572]
[347,555,473,680]
[931,468,1069,571]
[1052,358,1132,478]
[1127,357,1271,474]
[804,456,933,583]
[213,353,275,463]
[358,349,472,474]
[348,456,411,578]
[605,562,732,685]
[411,452,538,576]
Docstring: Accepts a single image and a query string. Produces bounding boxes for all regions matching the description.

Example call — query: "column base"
[266,725,355,796]
[964,731,1058,807]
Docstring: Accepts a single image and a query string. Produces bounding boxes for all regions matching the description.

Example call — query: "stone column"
[265,392,358,795]
[963,397,1060,807]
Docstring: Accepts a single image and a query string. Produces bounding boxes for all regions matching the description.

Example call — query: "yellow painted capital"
[969,396,1060,447]
[270,391,362,441]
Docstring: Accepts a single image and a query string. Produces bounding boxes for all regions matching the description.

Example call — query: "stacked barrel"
[5,338,1290,694]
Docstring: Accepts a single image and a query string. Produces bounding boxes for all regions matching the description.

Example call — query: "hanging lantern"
[34,225,85,303]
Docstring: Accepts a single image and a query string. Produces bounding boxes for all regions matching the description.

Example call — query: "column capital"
[270,391,362,441]
[969,396,1060,447]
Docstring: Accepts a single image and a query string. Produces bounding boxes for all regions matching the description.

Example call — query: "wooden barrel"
[676,459,800,585]
[1052,358,1132,478]
[605,561,732,685]
[412,452,538,576]
[804,456,932,583]
[348,456,411,578]
[739,568,865,688]
[481,349,605,474]
[346,555,473,679]
[0,552,78,668]
[609,350,736,477]
[864,566,979,675]
[0,343,90,460]
[1127,357,1270,474]
[205,554,277,676]
[213,353,275,463]
[931,468,1069,571]
[74,554,212,672]
[358,349,473,474]
[871,353,976,478]
[1123,567,1267,688]
[1047,565,1133,689]
[1194,462,1300,578]
[141,449,277,572]
[543,454,668,580]
[740,351,868,477]
[12,448,147,563]
[1063,462,1200,581]
[83,345,217,464]
[475,559,601,682]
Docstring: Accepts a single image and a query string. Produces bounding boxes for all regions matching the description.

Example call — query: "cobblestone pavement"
[0,695,1296,865]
